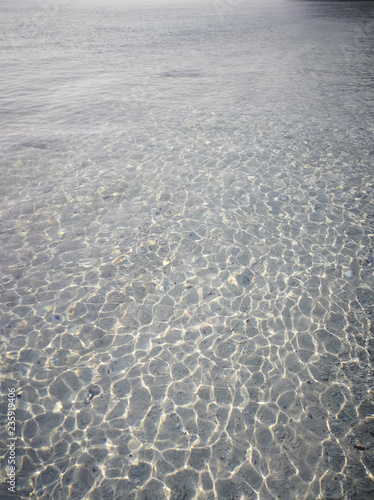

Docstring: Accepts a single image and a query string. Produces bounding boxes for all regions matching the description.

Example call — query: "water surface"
[1,1,374,499]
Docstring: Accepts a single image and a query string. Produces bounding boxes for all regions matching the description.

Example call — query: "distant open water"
[1,1,374,499]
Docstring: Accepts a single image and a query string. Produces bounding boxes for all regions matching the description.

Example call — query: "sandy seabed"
[1,2,374,499]
[1,120,374,500]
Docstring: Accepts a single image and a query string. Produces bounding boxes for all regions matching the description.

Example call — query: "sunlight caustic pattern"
[1,123,373,499]
[0,1,374,499]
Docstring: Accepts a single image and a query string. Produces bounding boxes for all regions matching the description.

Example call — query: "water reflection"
[0,1,374,499]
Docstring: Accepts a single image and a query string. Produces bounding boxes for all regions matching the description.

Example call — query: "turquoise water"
[1,1,374,499]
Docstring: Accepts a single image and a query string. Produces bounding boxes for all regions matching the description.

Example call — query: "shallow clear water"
[1,1,374,499]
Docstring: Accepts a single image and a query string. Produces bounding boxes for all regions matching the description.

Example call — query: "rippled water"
[1,1,374,499]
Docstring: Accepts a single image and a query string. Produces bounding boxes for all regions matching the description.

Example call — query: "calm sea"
[1,1,374,499]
